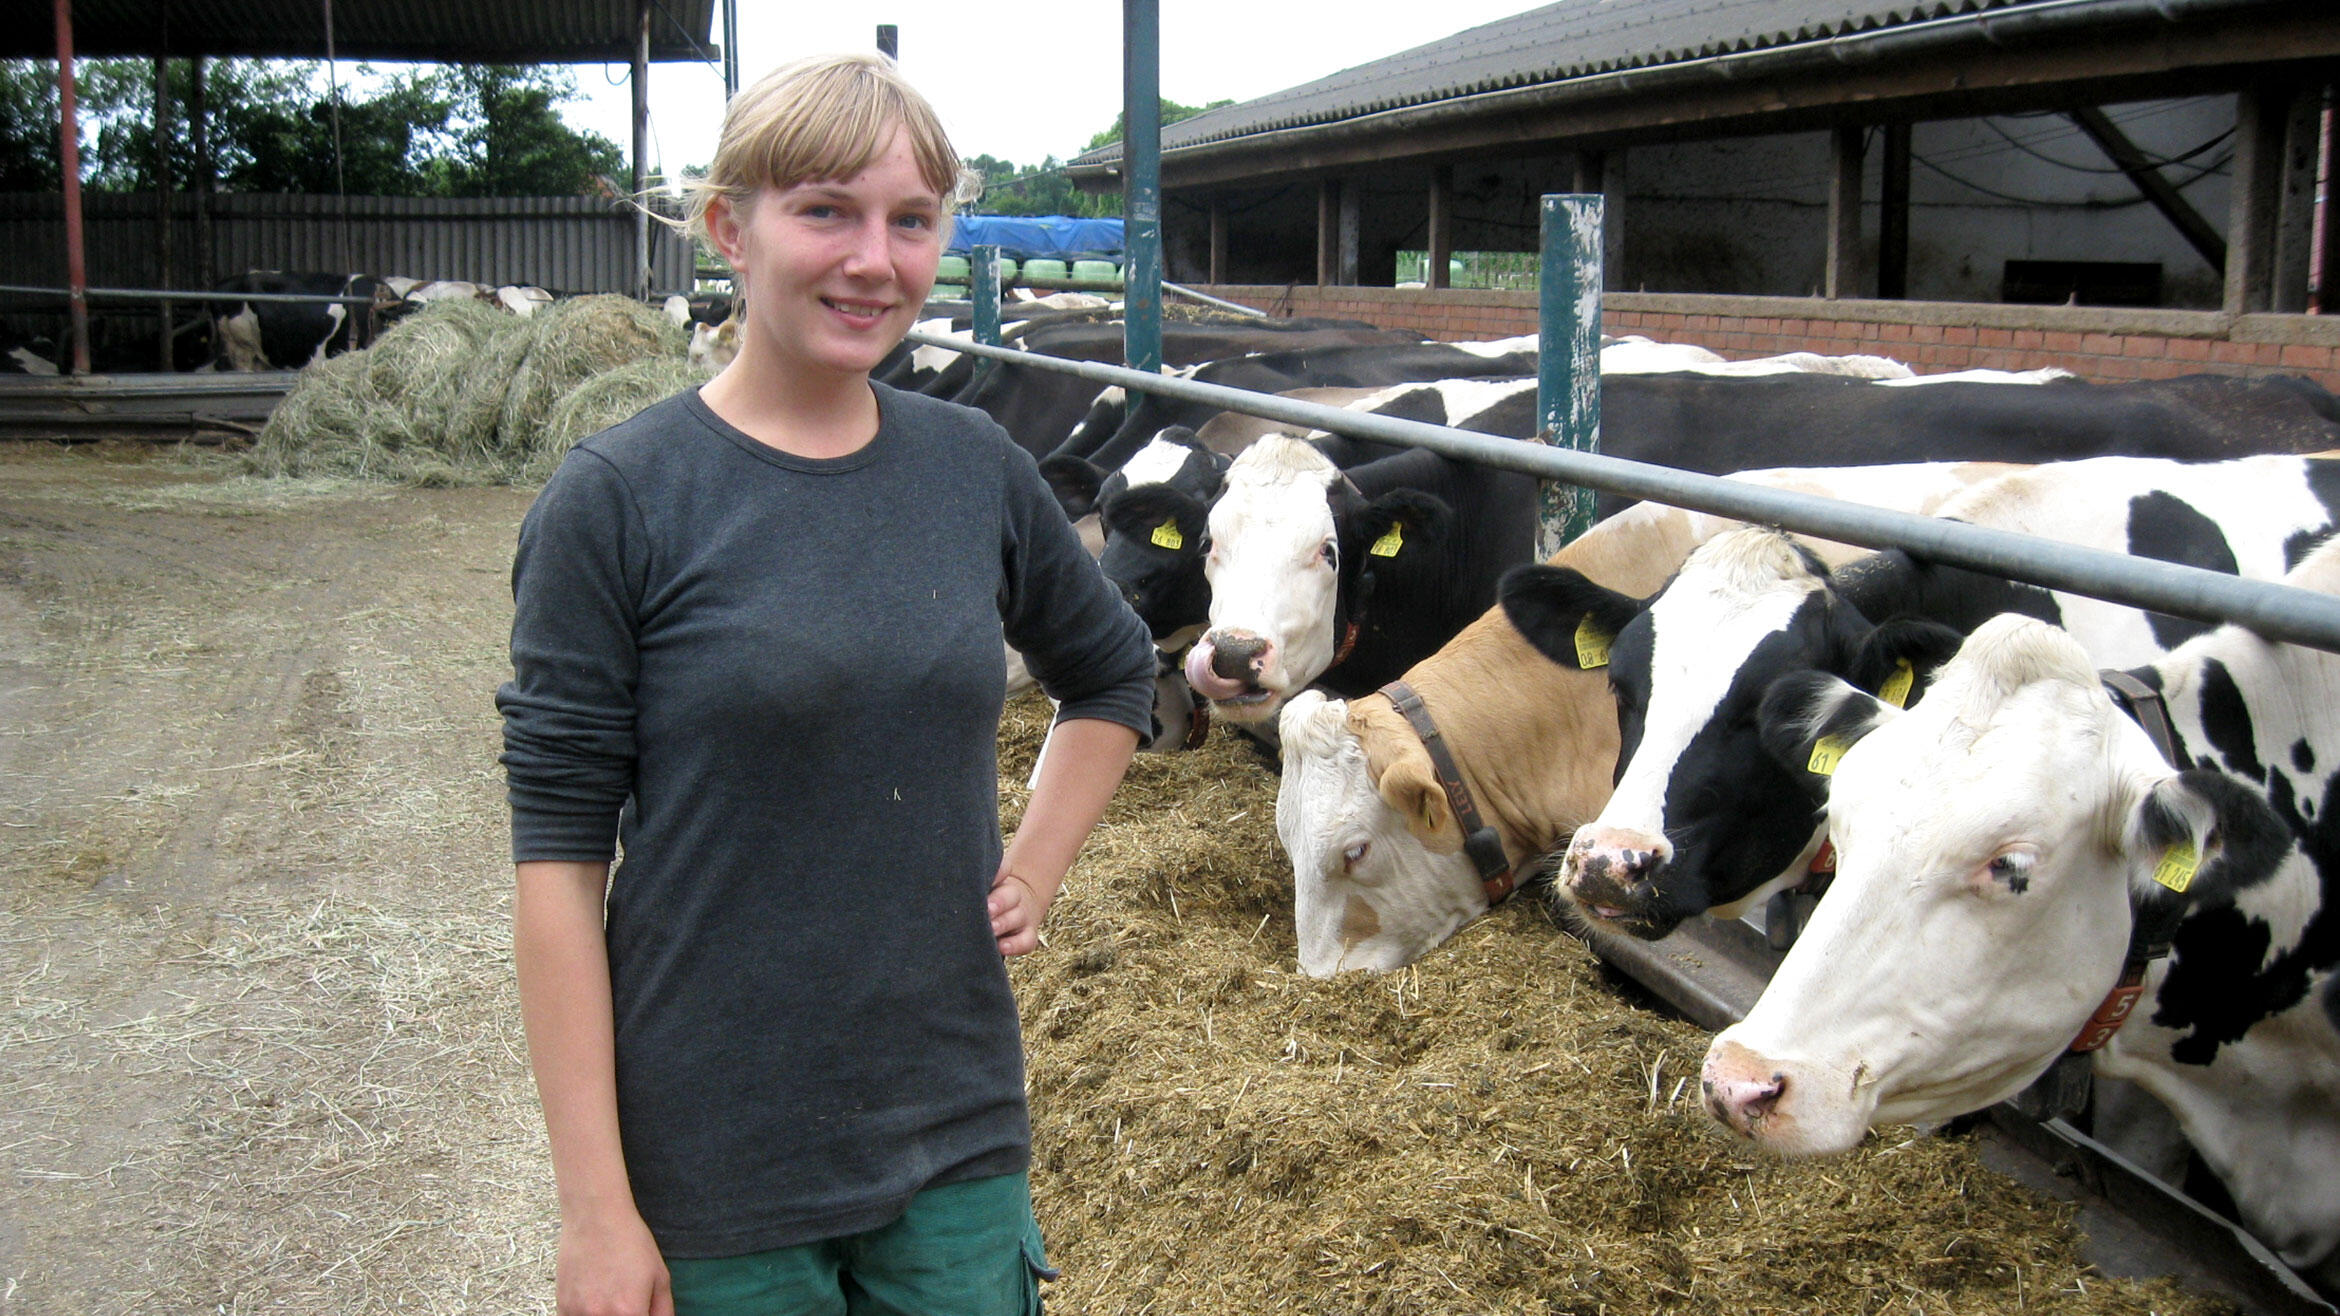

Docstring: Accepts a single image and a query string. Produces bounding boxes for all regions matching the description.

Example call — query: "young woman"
[499,53,1156,1316]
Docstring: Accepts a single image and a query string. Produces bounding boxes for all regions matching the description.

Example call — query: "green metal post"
[1536,194,1604,558]
[972,243,1002,346]
[1121,0,1163,375]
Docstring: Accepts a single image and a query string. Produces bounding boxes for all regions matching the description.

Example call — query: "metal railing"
[901,328,2340,655]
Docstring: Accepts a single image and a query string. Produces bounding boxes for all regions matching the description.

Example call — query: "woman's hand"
[988,869,1052,956]
[557,1204,673,1316]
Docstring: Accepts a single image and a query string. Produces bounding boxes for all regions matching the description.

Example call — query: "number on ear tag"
[2152,839,2199,893]
[1807,735,1850,776]
[1370,524,1404,558]
[1150,518,1184,551]
[1879,659,1915,709]
[1574,616,1611,669]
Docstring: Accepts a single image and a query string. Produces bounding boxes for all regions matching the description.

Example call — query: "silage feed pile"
[999,694,2231,1316]
[250,295,703,486]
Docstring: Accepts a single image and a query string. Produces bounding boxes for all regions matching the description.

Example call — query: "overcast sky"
[562,1,1541,181]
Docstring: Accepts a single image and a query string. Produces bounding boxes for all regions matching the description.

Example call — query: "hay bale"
[530,357,713,482]
[247,295,688,487]
[1001,694,2232,1316]
[497,295,688,462]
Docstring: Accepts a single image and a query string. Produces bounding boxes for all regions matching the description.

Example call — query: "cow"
[1498,455,2340,943]
[1184,431,1538,730]
[1702,582,2340,1291]
[1039,427,1230,650]
[210,271,387,372]
[1273,460,2024,976]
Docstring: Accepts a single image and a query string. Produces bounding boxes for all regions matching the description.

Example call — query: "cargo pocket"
[1019,1216,1059,1315]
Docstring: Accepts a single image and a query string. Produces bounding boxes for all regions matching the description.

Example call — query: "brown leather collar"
[2070,669,2187,1055]
[1377,679,1517,905]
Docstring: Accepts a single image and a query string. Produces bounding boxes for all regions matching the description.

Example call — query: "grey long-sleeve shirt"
[498,383,1156,1257]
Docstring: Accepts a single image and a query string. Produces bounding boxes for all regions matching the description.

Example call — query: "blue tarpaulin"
[946,215,1124,261]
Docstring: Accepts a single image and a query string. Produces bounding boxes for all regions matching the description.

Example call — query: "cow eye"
[1984,849,2036,890]
[1320,540,1338,568]
[1342,840,1370,870]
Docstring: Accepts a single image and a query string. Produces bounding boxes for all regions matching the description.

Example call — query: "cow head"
[1278,691,1491,974]
[1499,528,1962,938]
[1187,436,1452,724]
[1703,615,2293,1155]
[1044,429,1229,649]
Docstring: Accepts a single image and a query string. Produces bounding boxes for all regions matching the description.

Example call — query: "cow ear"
[1357,490,1453,569]
[1375,751,1462,848]
[1037,456,1106,521]
[1846,618,1966,705]
[1758,672,1896,782]
[1497,564,1645,672]
[2124,767,2291,908]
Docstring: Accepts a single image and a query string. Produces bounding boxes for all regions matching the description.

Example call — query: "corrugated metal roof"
[1074,0,2179,166]
[11,0,717,63]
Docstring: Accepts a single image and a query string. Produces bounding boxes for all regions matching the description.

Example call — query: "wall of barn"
[0,193,695,298]
[1180,283,2340,395]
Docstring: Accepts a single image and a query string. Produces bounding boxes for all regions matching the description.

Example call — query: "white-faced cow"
[1273,460,2024,976]
[1499,455,2340,942]
[1703,584,2340,1289]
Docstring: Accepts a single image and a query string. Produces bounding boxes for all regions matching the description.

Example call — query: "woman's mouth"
[821,296,892,327]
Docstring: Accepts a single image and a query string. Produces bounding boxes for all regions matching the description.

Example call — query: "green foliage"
[0,57,622,197]
[963,153,1119,219]
[1083,97,1235,152]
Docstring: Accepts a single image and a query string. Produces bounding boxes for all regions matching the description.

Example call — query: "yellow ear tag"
[1807,735,1850,776]
[1574,616,1611,670]
[2152,839,2199,893]
[1150,518,1184,551]
[1370,524,1404,558]
[1879,659,1915,709]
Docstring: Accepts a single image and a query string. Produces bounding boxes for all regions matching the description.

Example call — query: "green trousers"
[664,1171,1053,1316]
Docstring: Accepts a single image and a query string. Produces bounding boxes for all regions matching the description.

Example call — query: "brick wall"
[1186,285,2340,395]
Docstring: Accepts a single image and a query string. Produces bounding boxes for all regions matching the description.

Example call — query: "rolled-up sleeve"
[496,449,646,862]
[997,441,1157,738]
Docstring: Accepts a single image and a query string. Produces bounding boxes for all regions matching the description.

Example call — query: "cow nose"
[1702,1039,1788,1137]
[1208,632,1273,683]
[1564,829,1669,902]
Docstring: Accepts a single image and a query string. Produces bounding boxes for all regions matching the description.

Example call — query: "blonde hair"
[682,52,977,246]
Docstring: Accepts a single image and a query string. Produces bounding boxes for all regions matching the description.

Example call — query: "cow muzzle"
[1184,631,1280,718]
[1699,1036,1869,1157]
[1555,827,1682,937]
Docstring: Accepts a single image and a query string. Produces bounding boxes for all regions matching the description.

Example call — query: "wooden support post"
[1879,123,1910,301]
[2316,97,2338,314]
[2271,85,2320,314]
[1427,164,1453,290]
[191,56,212,292]
[155,55,173,370]
[1826,125,1864,299]
[1337,181,1359,286]
[2229,88,2287,314]
[632,0,652,300]
[1317,179,1340,286]
[1208,196,1227,286]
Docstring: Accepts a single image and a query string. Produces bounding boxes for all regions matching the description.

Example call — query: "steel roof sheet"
[14,0,717,63]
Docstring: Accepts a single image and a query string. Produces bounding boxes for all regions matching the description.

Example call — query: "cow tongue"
[1183,641,1254,701]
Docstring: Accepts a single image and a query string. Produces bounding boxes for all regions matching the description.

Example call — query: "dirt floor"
[0,441,2235,1314]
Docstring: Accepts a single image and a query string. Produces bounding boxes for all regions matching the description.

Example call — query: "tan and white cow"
[1275,460,2024,976]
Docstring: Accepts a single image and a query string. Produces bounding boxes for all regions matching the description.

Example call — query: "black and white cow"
[1499,455,2340,941]
[211,271,388,372]
[1702,576,2340,1289]
[1039,426,1230,650]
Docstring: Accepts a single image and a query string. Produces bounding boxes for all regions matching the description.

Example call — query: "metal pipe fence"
[903,327,2340,655]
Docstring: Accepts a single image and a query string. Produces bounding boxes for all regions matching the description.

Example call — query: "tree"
[0,61,63,189]
[1083,97,1235,152]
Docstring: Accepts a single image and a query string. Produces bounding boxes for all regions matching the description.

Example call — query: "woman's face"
[717,127,945,383]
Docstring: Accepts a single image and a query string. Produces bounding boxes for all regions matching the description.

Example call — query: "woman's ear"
[705,193,752,269]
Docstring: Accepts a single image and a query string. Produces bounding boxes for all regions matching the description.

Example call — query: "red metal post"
[55,0,91,374]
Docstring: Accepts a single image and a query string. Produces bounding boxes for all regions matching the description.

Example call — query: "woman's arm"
[989,717,1140,956]
[514,860,672,1316]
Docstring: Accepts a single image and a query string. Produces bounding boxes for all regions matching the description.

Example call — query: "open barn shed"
[1071,0,2340,392]
[5,0,718,373]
